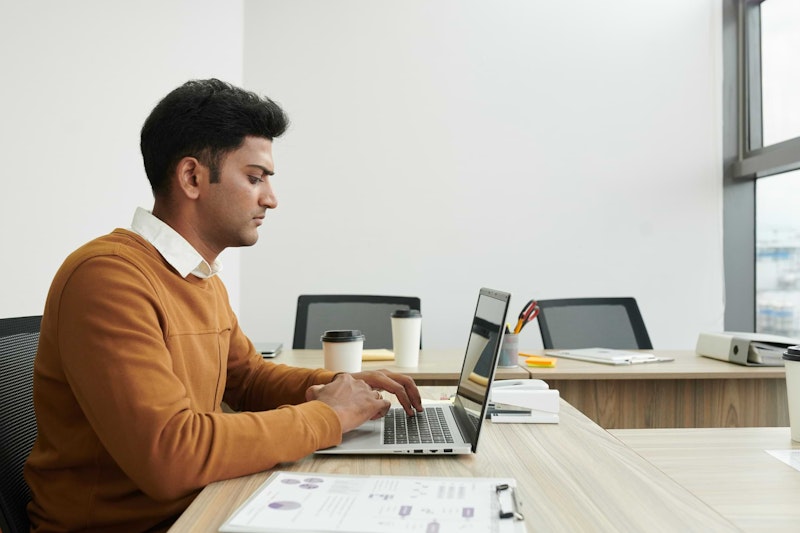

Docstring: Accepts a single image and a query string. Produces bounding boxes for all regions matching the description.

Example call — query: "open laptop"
[316,287,511,455]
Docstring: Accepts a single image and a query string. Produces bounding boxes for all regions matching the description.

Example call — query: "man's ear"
[175,156,204,200]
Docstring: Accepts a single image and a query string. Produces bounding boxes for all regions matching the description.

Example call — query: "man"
[24,79,422,532]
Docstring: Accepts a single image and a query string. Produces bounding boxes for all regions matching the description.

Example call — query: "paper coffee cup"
[391,309,422,367]
[783,346,800,442]
[321,330,364,373]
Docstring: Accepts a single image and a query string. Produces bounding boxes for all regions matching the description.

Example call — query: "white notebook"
[546,348,674,365]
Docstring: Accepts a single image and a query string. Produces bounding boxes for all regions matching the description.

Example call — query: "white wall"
[1,1,724,352]
[240,0,724,349]
[0,0,244,318]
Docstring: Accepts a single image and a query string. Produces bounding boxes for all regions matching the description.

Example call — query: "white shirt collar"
[130,207,222,279]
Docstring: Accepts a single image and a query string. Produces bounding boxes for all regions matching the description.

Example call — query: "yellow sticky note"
[362,349,395,361]
[523,354,556,368]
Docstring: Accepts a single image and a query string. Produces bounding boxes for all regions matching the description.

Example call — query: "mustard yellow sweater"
[24,229,341,532]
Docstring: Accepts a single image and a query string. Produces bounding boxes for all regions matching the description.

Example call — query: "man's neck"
[151,202,219,265]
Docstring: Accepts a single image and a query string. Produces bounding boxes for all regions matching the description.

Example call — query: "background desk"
[170,388,737,532]
[611,426,800,532]
[525,350,788,429]
[270,349,530,385]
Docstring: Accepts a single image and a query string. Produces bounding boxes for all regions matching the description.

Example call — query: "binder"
[695,331,798,366]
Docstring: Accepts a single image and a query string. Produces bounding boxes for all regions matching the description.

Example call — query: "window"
[756,169,800,336]
[724,0,800,335]
[761,0,800,146]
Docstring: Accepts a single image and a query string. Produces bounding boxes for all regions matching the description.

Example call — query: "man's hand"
[305,374,391,433]
[347,369,423,417]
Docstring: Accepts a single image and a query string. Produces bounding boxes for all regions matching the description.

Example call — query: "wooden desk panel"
[525,350,789,429]
[612,427,800,532]
[171,389,737,533]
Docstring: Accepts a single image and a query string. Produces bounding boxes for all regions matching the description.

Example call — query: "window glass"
[756,169,800,337]
[761,0,800,146]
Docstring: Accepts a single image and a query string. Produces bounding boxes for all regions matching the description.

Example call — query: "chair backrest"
[536,297,652,350]
[293,295,421,349]
[0,315,41,533]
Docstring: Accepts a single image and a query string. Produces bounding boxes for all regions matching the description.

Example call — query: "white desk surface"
[170,388,738,532]
[523,349,786,380]
[612,426,800,532]
[269,348,531,382]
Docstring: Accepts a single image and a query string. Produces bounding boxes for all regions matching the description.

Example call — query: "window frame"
[723,0,800,331]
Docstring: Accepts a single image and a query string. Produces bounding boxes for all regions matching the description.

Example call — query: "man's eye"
[248,175,265,184]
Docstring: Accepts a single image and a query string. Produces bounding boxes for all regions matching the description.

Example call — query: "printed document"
[219,471,524,533]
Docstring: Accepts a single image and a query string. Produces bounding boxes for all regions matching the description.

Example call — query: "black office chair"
[0,315,41,533]
[536,297,652,350]
[293,295,421,349]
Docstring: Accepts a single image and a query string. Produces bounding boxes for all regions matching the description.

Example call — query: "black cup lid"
[321,330,365,343]
[391,309,421,318]
[784,345,800,361]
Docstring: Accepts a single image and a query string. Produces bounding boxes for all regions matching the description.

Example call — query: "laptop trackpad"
[317,418,382,453]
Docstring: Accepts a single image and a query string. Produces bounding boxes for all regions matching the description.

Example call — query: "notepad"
[520,353,557,368]
[219,471,525,533]
[546,348,674,365]
[361,349,395,361]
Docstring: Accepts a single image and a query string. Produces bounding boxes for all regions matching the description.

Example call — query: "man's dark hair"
[140,78,289,196]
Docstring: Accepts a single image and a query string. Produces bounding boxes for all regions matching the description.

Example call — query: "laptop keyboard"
[383,406,454,445]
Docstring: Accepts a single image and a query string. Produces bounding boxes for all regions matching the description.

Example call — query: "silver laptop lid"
[451,287,511,452]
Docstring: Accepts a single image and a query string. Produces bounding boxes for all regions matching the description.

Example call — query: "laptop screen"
[452,288,510,451]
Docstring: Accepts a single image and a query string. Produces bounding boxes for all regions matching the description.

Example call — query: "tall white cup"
[784,346,800,442]
[390,309,422,367]
[321,330,364,373]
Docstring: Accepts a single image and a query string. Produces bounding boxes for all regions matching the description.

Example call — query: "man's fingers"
[305,383,325,402]
[375,372,423,415]
[344,370,423,416]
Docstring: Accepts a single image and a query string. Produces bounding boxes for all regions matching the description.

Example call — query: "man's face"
[196,136,276,255]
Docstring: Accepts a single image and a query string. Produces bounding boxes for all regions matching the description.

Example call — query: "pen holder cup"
[498,334,520,368]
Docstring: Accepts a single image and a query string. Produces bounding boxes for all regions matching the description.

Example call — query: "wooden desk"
[612,426,800,532]
[170,388,737,532]
[524,350,788,429]
[270,349,530,385]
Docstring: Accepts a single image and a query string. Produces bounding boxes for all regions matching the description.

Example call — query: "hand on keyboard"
[306,374,391,433]
[348,369,423,416]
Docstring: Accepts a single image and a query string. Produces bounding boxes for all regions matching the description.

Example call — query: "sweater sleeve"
[221,308,338,412]
[54,253,343,502]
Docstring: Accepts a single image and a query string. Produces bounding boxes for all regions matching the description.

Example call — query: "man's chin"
[238,233,260,248]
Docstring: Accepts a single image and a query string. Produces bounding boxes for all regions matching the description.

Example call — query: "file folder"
[695,331,798,367]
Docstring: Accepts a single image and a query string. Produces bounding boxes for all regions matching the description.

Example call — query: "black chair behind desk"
[293,295,421,349]
[536,297,653,349]
[0,315,42,533]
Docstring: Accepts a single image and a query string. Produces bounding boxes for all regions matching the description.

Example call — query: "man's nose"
[260,183,277,208]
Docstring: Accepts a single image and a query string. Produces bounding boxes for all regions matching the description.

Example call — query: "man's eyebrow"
[246,164,274,176]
